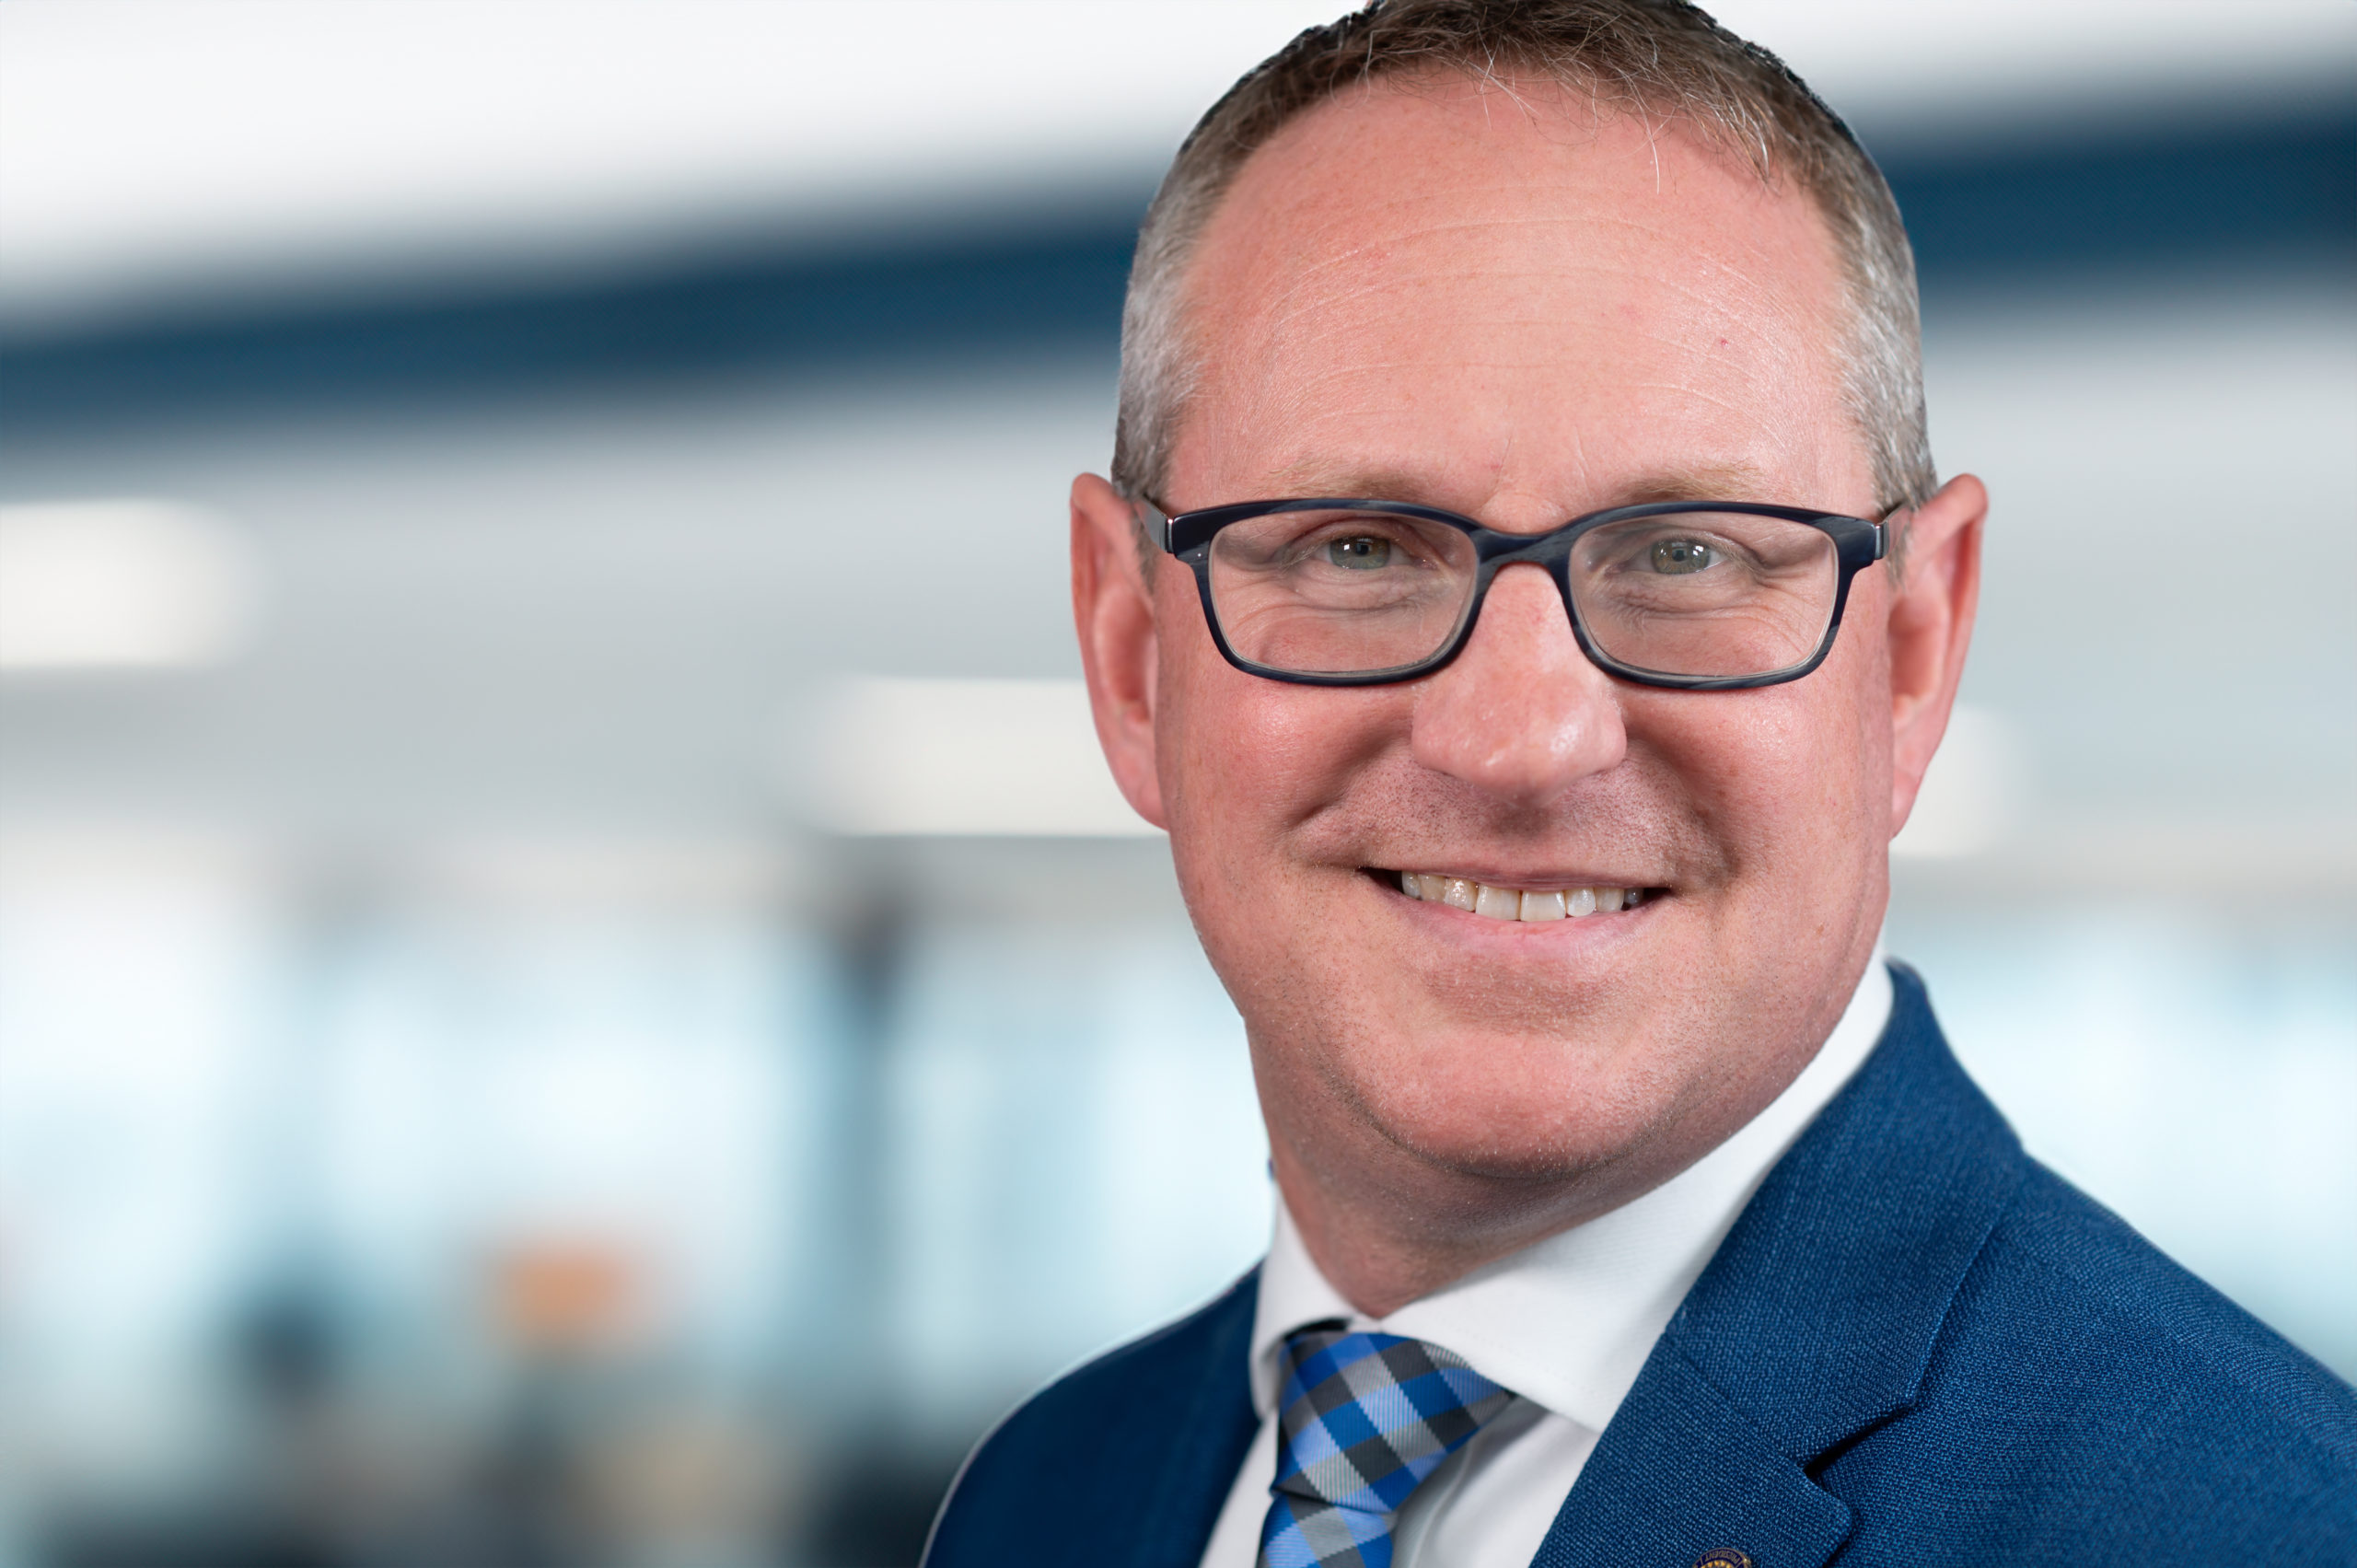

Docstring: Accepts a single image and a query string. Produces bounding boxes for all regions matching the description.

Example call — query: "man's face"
[1086,77,1965,1252]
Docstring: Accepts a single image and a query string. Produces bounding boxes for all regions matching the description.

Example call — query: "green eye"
[1649,538,1716,575]
[1327,536,1392,570]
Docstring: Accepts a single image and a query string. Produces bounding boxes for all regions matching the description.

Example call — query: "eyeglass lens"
[1204,507,1841,679]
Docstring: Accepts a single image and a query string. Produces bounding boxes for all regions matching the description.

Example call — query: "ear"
[1071,471,1169,828]
[1886,472,1987,836]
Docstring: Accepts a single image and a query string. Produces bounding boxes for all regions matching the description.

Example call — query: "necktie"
[1257,1324,1514,1568]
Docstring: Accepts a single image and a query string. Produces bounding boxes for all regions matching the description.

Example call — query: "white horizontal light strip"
[0,0,1341,328]
[805,677,1157,838]
[2,1,2345,328]
[0,500,260,672]
[1708,1,2352,128]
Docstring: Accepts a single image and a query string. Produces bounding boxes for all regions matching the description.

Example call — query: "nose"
[1410,563,1627,807]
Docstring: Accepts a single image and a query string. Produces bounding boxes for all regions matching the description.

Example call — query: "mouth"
[1376,867,1655,923]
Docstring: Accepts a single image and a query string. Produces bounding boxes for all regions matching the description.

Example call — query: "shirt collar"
[1247,943,1894,1433]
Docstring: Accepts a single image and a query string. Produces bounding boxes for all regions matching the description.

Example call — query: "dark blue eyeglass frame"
[1150,496,1887,691]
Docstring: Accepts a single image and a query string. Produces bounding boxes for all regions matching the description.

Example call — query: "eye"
[1326,535,1393,570]
[1649,538,1717,575]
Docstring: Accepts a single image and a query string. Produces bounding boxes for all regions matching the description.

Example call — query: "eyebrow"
[1610,463,1782,505]
[1260,459,1443,502]
[1254,459,1784,514]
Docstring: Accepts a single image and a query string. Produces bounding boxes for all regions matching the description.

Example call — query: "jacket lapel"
[1532,964,2025,1568]
[1531,1347,1852,1566]
[1128,1267,1263,1568]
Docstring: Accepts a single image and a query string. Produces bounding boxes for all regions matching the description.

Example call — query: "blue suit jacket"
[925,966,2357,1565]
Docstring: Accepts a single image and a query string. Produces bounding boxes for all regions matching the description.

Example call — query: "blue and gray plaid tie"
[1256,1324,1514,1568]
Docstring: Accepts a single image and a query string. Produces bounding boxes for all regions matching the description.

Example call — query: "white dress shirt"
[1198,947,1894,1568]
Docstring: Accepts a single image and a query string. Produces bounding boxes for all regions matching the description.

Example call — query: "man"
[925,2,2357,1562]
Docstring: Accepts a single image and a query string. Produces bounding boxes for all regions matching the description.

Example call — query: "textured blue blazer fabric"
[923,966,2357,1566]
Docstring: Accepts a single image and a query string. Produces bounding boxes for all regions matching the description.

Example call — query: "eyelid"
[1291,516,1444,557]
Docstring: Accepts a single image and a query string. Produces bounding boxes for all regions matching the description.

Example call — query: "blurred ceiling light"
[1711,2,2353,120]
[806,677,1156,838]
[0,0,1341,330]
[0,500,260,672]
[419,838,795,910]
[0,825,273,892]
[2,0,2345,331]
[1891,704,2028,860]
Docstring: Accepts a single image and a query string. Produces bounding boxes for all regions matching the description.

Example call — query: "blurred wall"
[1,5,2351,1565]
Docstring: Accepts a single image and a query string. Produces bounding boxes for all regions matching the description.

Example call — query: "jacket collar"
[1532,962,2025,1565]
[1120,967,2021,1568]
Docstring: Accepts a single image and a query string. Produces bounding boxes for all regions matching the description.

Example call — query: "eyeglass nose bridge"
[1457,531,1599,668]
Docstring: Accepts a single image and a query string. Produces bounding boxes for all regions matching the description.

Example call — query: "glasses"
[1151,497,1887,690]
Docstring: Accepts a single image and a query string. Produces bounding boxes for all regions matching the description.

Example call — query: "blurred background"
[0,2,2351,1562]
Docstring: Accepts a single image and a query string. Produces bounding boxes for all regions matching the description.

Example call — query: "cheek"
[1155,586,1396,849]
[1155,591,1303,924]
[1632,641,1890,883]
[1818,575,1898,838]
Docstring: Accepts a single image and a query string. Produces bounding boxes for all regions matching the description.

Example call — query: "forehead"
[1172,75,1864,516]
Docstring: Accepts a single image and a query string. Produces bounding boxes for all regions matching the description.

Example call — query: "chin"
[1339,1022,1689,1185]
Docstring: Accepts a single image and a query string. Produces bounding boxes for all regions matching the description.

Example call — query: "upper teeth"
[1397,872,1644,922]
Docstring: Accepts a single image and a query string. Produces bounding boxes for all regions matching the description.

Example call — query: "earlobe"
[1071,472,1169,828]
[1886,472,1988,835]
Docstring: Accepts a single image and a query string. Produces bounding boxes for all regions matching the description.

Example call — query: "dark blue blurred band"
[3,100,2349,435]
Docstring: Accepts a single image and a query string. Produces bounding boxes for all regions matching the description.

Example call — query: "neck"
[1267,1132,1677,1318]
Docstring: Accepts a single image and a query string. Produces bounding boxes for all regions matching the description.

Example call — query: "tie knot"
[1257,1325,1514,1567]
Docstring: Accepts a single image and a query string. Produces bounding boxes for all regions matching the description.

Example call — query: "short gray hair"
[1112,0,1935,567]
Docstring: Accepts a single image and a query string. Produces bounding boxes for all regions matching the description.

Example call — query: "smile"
[1389,871,1650,923]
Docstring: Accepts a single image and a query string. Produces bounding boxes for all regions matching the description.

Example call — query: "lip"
[1383,866,1655,891]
